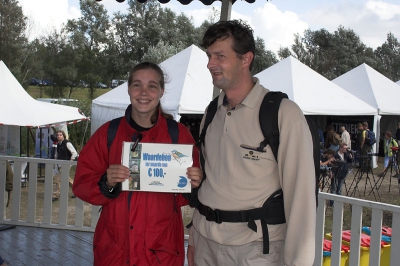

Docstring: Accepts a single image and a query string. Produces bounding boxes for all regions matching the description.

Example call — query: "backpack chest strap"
[197,189,286,254]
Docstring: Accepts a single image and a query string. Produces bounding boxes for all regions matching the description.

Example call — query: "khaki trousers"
[52,165,73,198]
[192,228,284,266]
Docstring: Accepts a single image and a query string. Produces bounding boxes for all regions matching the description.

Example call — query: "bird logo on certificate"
[121,142,193,193]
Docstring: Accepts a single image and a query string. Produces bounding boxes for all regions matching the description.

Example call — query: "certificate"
[121,142,193,193]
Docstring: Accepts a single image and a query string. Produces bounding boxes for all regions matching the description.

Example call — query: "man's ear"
[242,51,254,68]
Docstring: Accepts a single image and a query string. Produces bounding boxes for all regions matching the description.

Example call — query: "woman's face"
[128,69,164,119]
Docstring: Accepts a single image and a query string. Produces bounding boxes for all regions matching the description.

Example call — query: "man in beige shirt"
[340,126,351,149]
[187,20,316,266]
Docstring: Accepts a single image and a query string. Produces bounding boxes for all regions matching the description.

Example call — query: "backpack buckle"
[204,206,222,224]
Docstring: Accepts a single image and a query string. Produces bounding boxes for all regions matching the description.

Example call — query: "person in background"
[317,125,325,151]
[378,131,399,178]
[359,122,372,170]
[320,149,335,166]
[325,125,340,152]
[52,130,78,201]
[396,122,400,143]
[356,123,364,168]
[330,143,353,203]
[4,160,13,208]
[187,20,316,266]
[340,126,351,150]
[72,62,202,266]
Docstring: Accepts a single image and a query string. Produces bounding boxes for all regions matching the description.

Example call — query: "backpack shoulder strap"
[166,118,179,144]
[107,117,123,150]
[258,91,288,162]
[185,97,219,208]
[197,96,219,147]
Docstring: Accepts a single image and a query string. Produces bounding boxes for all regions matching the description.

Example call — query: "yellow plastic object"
[326,231,391,266]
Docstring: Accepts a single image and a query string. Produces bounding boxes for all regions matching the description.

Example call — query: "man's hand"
[187,167,203,188]
[187,245,195,266]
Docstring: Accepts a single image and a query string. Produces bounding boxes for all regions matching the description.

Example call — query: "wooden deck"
[0,225,94,265]
[0,224,189,266]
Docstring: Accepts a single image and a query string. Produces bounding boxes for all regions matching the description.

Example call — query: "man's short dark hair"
[200,20,256,70]
[323,149,335,156]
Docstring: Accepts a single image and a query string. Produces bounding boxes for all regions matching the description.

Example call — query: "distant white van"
[37,98,78,105]
[111,79,127,88]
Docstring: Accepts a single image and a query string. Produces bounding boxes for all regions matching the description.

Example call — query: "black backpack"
[106,117,179,150]
[192,91,320,208]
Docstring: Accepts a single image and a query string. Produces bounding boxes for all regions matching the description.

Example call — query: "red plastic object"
[381,226,392,237]
[391,146,399,151]
[323,239,350,252]
[342,230,387,248]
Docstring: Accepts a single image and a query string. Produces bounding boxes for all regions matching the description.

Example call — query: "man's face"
[398,123,400,128]
[206,37,245,91]
[56,132,64,142]
[358,125,363,131]
[340,145,348,153]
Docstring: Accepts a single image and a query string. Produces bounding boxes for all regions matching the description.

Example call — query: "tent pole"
[212,0,233,99]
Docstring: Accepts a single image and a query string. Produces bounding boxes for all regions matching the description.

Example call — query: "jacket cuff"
[98,173,122,199]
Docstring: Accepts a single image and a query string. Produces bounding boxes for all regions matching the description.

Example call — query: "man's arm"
[360,131,365,148]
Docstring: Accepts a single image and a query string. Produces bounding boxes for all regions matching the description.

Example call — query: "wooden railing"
[1,155,400,265]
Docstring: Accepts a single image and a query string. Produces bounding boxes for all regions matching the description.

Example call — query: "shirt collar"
[219,77,268,110]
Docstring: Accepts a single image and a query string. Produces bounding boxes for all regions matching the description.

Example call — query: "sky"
[18,0,400,55]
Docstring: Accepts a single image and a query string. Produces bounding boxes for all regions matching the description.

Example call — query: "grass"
[26,85,111,101]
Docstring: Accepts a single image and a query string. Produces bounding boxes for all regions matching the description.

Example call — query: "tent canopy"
[333,63,400,116]
[396,80,400,86]
[0,61,88,127]
[254,56,377,116]
[91,44,213,134]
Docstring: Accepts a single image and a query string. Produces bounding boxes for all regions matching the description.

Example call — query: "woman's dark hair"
[200,20,255,70]
[325,125,334,132]
[127,62,173,123]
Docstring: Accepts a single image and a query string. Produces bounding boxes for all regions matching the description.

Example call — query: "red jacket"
[73,109,199,266]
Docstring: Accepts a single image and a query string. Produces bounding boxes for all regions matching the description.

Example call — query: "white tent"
[397,80,400,86]
[255,56,379,166]
[254,56,377,116]
[333,63,400,116]
[91,44,213,134]
[333,63,400,138]
[0,60,88,127]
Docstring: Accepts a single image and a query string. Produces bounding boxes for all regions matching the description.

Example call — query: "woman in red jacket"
[73,62,202,266]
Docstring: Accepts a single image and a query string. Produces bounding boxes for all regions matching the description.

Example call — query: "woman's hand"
[106,164,130,187]
[187,167,203,188]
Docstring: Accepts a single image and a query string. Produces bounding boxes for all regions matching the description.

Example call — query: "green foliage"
[280,26,386,80]
[375,33,400,82]
[252,37,278,75]
[0,0,29,83]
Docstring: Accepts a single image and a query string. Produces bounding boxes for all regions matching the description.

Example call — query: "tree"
[65,0,110,99]
[281,26,380,80]
[375,33,400,82]
[252,37,278,75]
[142,40,186,64]
[0,0,30,83]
